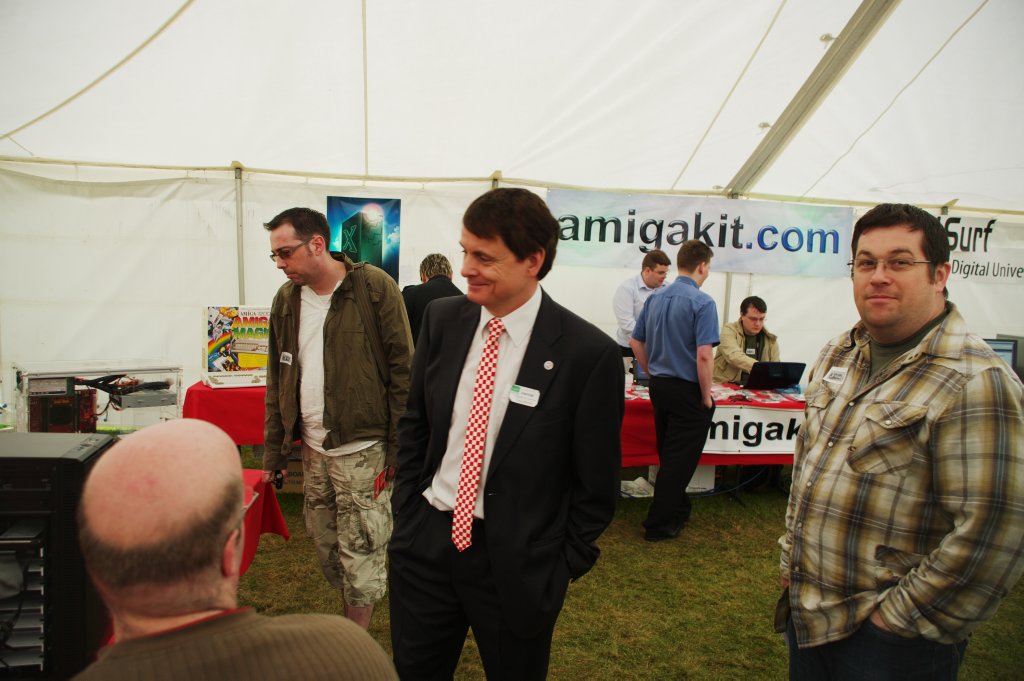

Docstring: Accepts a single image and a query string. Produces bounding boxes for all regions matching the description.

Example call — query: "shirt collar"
[301,278,341,301]
[850,302,964,360]
[636,273,657,292]
[673,275,698,288]
[478,286,542,348]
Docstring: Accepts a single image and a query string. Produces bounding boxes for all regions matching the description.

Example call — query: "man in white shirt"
[612,249,670,358]
[389,188,624,679]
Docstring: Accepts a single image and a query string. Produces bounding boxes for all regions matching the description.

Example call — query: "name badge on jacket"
[509,385,540,408]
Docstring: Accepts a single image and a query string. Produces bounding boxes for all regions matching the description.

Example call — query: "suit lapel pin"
[543,360,554,370]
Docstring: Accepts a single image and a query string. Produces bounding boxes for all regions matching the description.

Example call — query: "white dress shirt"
[612,273,660,347]
[424,286,543,518]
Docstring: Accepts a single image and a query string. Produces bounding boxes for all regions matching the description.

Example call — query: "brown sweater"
[74,609,397,681]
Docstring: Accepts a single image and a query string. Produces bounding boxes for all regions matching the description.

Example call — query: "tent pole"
[234,164,246,305]
[723,272,733,330]
[724,0,901,196]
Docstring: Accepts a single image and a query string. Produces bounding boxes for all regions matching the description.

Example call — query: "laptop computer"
[631,358,651,386]
[743,361,806,391]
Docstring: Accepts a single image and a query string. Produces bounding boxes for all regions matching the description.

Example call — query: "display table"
[183,382,266,445]
[184,381,804,469]
[621,384,804,467]
[241,469,291,573]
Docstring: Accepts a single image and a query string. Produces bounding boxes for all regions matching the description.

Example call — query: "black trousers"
[643,376,715,533]
[787,615,968,680]
[388,498,558,680]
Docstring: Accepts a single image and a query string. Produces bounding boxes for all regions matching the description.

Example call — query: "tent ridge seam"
[0,0,197,141]
[1,158,1020,218]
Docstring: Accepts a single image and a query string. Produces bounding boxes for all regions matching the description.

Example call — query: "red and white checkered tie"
[451,317,505,551]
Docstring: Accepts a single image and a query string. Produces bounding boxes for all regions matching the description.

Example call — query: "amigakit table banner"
[548,189,854,278]
[704,404,804,456]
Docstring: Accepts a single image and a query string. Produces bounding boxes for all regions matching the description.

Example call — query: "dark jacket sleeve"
[263,289,288,471]
[565,331,624,578]
[393,298,438,515]
[372,272,414,468]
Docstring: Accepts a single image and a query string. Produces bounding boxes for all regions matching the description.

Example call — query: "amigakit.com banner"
[548,189,854,278]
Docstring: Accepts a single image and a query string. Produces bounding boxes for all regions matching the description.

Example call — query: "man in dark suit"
[388,188,624,680]
[402,253,462,343]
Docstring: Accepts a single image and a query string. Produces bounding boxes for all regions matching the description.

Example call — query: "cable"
[693,465,772,498]
[74,375,169,396]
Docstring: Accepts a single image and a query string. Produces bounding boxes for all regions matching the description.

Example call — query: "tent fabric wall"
[3,165,1021,419]
[0,168,235,404]
[0,168,491,402]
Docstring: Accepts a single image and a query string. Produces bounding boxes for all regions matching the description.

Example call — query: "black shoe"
[643,522,684,542]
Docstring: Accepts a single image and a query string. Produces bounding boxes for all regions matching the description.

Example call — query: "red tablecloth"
[241,469,290,573]
[184,381,803,469]
[183,382,266,445]
[621,387,804,467]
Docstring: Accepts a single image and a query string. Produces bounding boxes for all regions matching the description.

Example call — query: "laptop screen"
[632,358,651,383]
[743,362,806,390]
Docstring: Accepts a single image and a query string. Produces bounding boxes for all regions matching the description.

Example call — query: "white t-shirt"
[298,282,376,456]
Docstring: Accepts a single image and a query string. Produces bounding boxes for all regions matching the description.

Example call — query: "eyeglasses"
[847,258,932,274]
[269,238,312,262]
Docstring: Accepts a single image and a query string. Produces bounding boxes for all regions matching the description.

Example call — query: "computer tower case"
[0,432,113,679]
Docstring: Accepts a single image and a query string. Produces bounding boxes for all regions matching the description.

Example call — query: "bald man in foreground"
[74,419,397,681]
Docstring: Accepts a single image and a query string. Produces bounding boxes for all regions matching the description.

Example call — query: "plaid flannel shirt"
[779,303,1024,648]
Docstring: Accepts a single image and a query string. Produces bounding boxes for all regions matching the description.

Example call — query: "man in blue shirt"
[631,240,719,541]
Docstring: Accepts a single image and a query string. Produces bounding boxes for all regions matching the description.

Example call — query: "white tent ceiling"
[2,0,1023,425]
[2,0,1022,213]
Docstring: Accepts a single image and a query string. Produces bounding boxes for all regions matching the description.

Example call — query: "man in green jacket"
[262,207,412,630]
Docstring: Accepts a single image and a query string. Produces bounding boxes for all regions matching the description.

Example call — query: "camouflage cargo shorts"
[301,441,392,607]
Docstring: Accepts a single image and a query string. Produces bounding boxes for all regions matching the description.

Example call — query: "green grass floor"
[238,463,1023,680]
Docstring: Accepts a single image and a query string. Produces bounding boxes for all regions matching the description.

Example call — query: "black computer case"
[0,432,113,679]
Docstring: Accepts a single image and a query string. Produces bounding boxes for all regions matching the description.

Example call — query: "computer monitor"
[996,334,1024,380]
[984,338,1019,377]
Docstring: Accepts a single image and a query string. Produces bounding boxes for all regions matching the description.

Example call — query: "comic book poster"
[206,306,270,372]
[326,196,401,281]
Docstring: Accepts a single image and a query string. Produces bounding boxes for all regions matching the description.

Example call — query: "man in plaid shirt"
[779,203,1024,680]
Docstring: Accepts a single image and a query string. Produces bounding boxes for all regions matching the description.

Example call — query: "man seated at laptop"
[713,296,780,385]
[714,296,785,490]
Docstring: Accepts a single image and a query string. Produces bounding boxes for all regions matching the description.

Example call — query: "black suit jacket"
[401,275,462,343]
[392,291,624,636]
